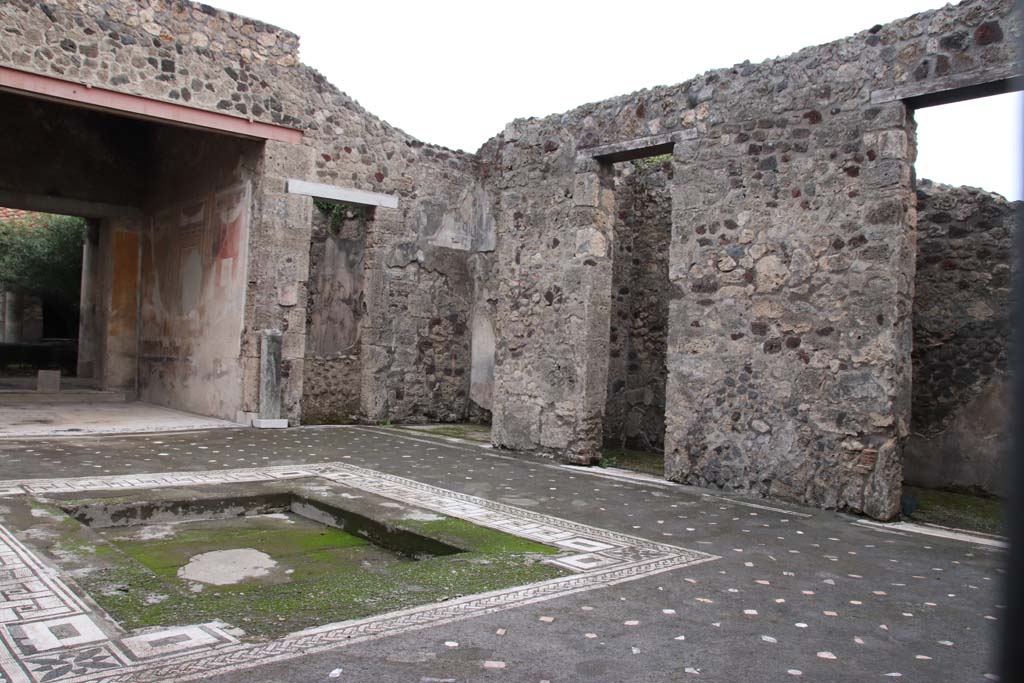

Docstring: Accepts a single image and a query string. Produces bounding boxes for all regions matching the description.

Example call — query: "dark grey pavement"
[0,426,1006,682]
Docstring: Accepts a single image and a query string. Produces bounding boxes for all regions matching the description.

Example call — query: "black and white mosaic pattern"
[0,463,716,683]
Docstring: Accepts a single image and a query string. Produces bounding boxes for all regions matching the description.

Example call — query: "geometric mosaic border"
[0,463,717,683]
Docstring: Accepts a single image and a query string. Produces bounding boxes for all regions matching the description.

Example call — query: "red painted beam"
[0,66,303,143]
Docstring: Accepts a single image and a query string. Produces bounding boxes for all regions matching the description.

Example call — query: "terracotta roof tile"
[0,207,30,222]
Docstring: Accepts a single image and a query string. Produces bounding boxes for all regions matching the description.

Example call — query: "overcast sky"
[212,0,1022,200]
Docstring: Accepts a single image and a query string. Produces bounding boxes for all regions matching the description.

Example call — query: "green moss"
[81,548,564,638]
[600,448,664,477]
[400,517,559,555]
[93,544,118,558]
[903,486,1006,535]
[28,500,64,514]
[73,513,565,639]
[115,526,369,578]
[301,413,359,426]
[632,153,673,170]
[53,536,96,555]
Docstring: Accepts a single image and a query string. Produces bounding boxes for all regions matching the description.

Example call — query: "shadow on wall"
[904,180,1018,495]
[604,159,673,454]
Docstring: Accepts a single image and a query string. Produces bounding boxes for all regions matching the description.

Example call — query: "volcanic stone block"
[37,370,60,393]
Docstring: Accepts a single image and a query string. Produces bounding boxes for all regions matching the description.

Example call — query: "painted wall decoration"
[139,183,251,420]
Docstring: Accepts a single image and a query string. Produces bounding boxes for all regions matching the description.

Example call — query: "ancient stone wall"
[905,181,1017,494]
[0,0,487,425]
[0,0,302,127]
[605,161,673,452]
[0,0,1020,517]
[368,185,495,423]
[479,0,1019,518]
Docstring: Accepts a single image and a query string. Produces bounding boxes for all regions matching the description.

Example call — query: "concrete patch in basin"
[177,548,278,585]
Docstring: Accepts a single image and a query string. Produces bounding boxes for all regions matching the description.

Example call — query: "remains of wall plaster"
[138,127,262,421]
[301,206,366,423]
[368,192,491,421]
[905,180,1017,494]
[98,217,140,393]
[605,161,673,452]
[469,251,498,419]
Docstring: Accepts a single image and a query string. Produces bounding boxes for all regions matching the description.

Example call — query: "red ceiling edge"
[0,65,303,144]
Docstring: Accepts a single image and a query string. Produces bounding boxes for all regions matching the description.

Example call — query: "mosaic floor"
[0,459,715,682]
[0,426,1008,682]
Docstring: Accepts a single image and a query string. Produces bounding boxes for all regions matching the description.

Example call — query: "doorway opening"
[0,210,88,386]
[0,85,268,435]
[301,199,372,424]
[603,153,674,476]
[903,88,1021,533]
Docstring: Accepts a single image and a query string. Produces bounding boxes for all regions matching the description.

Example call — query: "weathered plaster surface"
[301,208,366,423]
[139,184,252,420]
[137,127,262,420]
[101,219,140,393]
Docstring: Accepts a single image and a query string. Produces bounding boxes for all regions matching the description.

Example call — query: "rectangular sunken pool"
[0,462,713,683]
[32,484,567,639]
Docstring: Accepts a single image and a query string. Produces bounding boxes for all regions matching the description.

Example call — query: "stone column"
[3,291,21,342]
[77,220,100,379]
[259,328,283,420]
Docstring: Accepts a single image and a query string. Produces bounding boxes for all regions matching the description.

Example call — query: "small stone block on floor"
[37,370,60,393]
[252,418,288,429]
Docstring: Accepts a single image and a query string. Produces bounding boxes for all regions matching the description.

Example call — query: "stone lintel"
[870,66,1024,108]
[286,179,399,209]
[577,131,697,163]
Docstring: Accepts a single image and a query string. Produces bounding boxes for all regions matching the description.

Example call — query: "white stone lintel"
[286,179,399,209]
